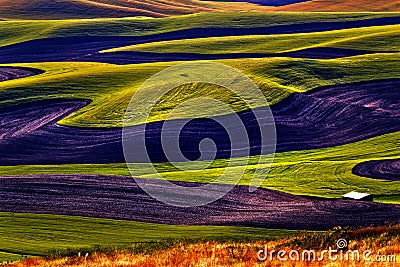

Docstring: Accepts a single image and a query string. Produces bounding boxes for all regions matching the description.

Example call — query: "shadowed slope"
[0,79,398,165]
[0,174,399,230]
[83,47,377,64]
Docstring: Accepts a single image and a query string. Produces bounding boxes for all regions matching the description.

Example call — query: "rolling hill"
[0,0,269,19]
[0,0,399,263]
[269,0,400,12]
[1,0,400,20]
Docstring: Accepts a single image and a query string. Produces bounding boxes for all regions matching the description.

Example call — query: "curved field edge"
[0,212,296,262]
[1,132,398,204]
[104,24,400,54]
[0,67,45,82]
[353,159,400,181]
[0,53,399,127]
[0,12,399,47]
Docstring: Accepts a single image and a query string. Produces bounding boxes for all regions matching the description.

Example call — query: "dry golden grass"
[6,226,400,267]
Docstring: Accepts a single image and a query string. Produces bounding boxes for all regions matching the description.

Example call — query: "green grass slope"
[1,53,399,127]
[1,12,399,47]
[104,24,400,54]
[0,9,398,265]
[0,212,294,261]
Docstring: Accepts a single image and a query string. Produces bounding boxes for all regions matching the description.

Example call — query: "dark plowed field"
[78,48,377,64]
[0,174,399,230]
[0,67,44,82]
[0,79,398,165]
[353,159,400,181]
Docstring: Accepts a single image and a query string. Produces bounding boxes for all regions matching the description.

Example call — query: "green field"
[1,12,399,47]
[0,212,295,260]
[105,24,400,54]
[1,53,400,127]
[0,10,399,264]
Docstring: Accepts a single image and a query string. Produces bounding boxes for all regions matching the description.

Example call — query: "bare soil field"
[353,159,400,181]
[0,174,399,230]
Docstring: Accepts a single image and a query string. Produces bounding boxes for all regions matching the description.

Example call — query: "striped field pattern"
[0,3,399,265]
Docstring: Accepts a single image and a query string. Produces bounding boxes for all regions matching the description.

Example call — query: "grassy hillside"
[0,5,398,267]
[1,0,399,20]
[0,212,295,262]
[0,53,399,127]
[0,10,399,266]
[0,45,398,204]
[0,0,268,19]
[1,12,399,47]
[268,0,400,12]
[105,24,400,54]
